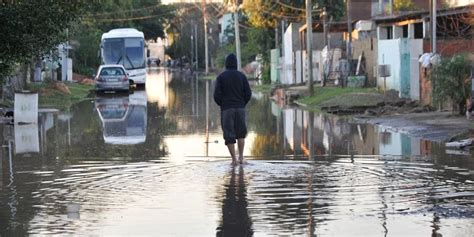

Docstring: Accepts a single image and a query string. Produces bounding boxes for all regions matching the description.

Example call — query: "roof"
[98,64,126,71]
[299,20,358,33]
[373,4,473,24]
[104,136,146,145]
[101,28,144,40]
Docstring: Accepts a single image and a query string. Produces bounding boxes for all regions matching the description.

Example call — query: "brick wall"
[423,39,474,57]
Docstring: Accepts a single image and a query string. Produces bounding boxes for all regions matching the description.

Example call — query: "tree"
[69,0,175,75]
[0,1,85,78]
[241,0,345,28]
[164,3,222,67]
[393,0,418,12]
[429,54,472,114]
[85,0,174,41]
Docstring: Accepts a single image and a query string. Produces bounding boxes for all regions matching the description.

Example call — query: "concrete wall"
[352,38,378,86]
[377,38,423,99]
[378,39,401,93]
[283,23,302,85]
[270,49,280,84]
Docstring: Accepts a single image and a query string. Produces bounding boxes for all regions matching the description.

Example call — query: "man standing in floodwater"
[214,53,252,165]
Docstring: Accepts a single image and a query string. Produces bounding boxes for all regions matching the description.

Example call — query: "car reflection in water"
[95,90,147,145]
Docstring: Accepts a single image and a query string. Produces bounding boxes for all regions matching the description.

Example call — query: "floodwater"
[1,68,473,236]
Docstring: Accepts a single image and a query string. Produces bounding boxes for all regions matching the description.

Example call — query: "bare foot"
[239,157,247,165]
[231,159,238,166]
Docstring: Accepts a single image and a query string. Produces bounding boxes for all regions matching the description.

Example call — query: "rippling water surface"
[1,69,473,236]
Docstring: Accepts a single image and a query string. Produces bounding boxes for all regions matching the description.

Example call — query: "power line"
[84,4,164,17]
[85,5,198,22]
[275,0,305,12]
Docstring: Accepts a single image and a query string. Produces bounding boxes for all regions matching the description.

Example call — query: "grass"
[198,73,217,80]
[198,73,257,81]
[297,87,378,107]
[252,84,272,93]
[28,82,93,111]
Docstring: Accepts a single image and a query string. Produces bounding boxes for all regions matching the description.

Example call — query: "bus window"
[103,38,123,65]
[124,38,145,69]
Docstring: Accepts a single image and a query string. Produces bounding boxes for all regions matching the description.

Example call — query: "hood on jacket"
[225,53,238,70]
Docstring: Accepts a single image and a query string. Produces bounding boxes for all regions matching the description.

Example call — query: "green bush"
[429,54,472,114]
[261,64,271,84]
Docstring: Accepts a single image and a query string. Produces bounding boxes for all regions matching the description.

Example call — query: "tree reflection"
[216,166,253,237]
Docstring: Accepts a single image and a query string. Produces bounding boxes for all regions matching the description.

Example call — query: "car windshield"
[102,38,145,70]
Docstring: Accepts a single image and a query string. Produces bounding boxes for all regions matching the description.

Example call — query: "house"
[374,4,473,103]
[218,13,233,45]
[279,0,374,86]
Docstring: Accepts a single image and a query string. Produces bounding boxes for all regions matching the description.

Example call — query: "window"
[402,25,408,38]
[100,67,125,76]
[386,27,393,39]
[414,23,423,39]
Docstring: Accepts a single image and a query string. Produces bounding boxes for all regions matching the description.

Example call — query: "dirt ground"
[355,111,473,142]
[280,86,473,143]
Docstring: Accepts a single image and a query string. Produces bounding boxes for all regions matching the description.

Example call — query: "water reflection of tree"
[247,96,276,134]
[216,166,253,237]
[167,74,221,134]
[247,96,281,158]
[46,99,176,159]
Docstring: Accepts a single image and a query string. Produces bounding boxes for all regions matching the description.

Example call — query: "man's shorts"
[221,108,247,145]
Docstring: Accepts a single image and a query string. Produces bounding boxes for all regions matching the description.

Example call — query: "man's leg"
[238,138,245,164]
[222,109,237,165]
[227,143,237,165]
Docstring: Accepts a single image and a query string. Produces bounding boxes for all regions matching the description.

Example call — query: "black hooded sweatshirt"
[213,54,252,111]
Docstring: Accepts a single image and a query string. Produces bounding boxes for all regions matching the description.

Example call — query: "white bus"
[101,28,146,85]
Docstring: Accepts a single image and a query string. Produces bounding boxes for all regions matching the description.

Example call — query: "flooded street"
[1,69,473,236]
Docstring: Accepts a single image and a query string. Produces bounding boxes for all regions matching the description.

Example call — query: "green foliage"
[261,64,271,84]
[70,0,174,75]
[429,54,472,114]
[0,1,85,78]
[216,44,236,69]
[242,0,345,28]
[164,3,222,68]
[393,0,418,12]
[216,15,273,73]
[28,82,93,111]
[252,84,273,93]
[69,22,102,76]
[298,87,377,107]
[84,0,174,41]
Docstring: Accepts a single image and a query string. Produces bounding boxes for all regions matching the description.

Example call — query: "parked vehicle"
[94,64,129,92]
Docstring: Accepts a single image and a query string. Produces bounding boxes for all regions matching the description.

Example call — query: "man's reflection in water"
[216,166,253,237]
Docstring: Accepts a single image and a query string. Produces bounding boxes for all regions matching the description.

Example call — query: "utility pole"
[275,23,279,49]
[322,9,328,87]
[195,24,199,70]
[346,0,352,88]
[202,0,209,74]
[191,23,194,71]
[234,0,242,70]
[306,0,313,95]
[431,0,437,53]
